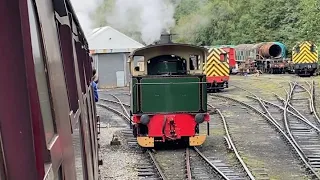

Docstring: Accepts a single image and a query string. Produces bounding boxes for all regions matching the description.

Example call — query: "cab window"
[189,55,200,70]
[220,53,227,62]
[133,56,144,72]
[311,45,315,53]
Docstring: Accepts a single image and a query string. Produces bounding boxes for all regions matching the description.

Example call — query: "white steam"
[107,0,180,45]
[70,0,102,36]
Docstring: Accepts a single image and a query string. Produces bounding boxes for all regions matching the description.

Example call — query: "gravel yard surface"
[153,148,186,180]
[97,103,140,180]
[209,96,309,179]
[96,74,320,179]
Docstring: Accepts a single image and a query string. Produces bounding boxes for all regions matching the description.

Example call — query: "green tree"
[91,0,320,51]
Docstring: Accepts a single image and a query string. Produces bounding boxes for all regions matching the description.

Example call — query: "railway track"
[286,82,320,178]
[192,104,253,180]
[99,93,257,180]
[252,81,320,178]
[97,96,167,180]
[214,107,254,179]
[293,81,320,127]
[98,95,201,179]
[98,95,204,180]
[190,146,250,180]
[212,82,320,179]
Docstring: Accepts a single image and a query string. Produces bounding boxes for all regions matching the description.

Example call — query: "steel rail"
[231,85,284,129]
[109,94,130,118]
[99,98,130,108]
[311,80,320,125]
[299,81,320,126]
[229,84,318,132]
[193,147,230,180]
[96,103,131,125]
[295,83,314,113]
[286,83,320,131]
[185,148,192,180]
[97,102,167,180]
[284,83,320,179]
[147,150,168,180]
[246,95,320,133]
[274,92,319,129]
[210,94,320,179]
[216,108,256,180]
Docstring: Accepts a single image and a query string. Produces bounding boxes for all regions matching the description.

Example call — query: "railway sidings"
[96,74,320,180]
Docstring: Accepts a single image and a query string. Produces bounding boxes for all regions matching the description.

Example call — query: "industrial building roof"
[88,26,144,54]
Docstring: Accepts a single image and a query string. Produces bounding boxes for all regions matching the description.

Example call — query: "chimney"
[159,34,172,44]
[154,32,173,45]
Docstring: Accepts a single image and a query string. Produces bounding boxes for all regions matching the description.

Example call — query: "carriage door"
[28,0,63,179]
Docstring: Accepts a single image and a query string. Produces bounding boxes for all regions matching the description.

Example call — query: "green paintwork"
[201,76,207,109]
[131,76,207,114]
[131,78,138,113]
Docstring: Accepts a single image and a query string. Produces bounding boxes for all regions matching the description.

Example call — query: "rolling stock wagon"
[234,42,287,74]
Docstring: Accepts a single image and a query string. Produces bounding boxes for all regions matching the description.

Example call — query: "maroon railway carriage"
[0,0,100,179]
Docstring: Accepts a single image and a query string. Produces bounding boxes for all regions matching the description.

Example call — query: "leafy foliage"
[92,0,320,50]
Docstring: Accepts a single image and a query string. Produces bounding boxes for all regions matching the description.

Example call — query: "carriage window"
[56,21,79,112]
[28,0,56,145]
[311,45,315,53]
[133,56,144,72]
[295,46,300,53]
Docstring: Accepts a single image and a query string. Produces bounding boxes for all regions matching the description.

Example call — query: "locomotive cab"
[128,43,210,147]
[204,48,230,92]
[292,41,319,76]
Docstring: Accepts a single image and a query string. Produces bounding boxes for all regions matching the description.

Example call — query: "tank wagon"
[0,0,101,179]
[128,34,210,147]
[235,42,287,74]
[292,41,319,76]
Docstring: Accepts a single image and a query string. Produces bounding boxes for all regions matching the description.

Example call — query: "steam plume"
[70,0,102,36]
[107,0,180,45]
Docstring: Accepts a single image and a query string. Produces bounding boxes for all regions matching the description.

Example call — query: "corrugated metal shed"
[88,26,144,53]
[88,26,145,89]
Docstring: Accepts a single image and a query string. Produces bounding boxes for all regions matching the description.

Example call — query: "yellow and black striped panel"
[292,41,318,64]
[204,48,230,77]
